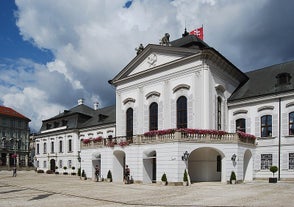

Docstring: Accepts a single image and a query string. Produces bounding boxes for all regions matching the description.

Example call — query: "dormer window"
[46,123,51,129]
[276,73,291,86]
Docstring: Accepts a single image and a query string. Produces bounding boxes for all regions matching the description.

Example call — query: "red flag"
[189,27,204,40]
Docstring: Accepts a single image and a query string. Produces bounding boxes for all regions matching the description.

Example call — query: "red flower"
[237,131,256,140]
[93,137,102,143]
[82,139,91,144]
[11,154,17,158]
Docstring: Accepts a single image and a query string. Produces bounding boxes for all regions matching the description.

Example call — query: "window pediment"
[233,110,248,116]
[286,102,294,108]
[173,84,190,93]
[145,91,160,99]
[258,106,274,112]
[123,98,136,105]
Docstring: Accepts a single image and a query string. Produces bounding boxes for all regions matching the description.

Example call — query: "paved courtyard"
[0,170,293,207]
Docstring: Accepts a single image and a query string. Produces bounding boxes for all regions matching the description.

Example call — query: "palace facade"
[35,34,294,184]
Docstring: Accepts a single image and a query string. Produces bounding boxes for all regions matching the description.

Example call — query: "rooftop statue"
[135,43,144,55]
[160,33,170,46]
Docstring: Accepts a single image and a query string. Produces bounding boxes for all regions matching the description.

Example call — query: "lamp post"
[182,151,191,186]
[77,151,81,178]
[10,138,19,167]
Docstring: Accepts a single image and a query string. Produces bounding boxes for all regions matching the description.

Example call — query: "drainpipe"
[278,98,281,181]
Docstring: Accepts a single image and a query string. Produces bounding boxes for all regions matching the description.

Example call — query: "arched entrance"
[243,149,253,181]
[143,150,156,183]
[113,150,125,182]
[50,159,56,172]
[188,147,224,182]
[92,153,101,180]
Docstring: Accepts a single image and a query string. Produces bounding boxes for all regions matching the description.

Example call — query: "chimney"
[78,98,84,105]
[94,102,99,110]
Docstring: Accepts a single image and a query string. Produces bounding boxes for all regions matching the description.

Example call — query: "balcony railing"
[80,130,256,149]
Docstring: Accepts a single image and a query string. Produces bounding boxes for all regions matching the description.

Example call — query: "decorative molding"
[173,84,190,93]
[215,84,226,93]
[233,110,248,116]
[286,102,294,108]
[97,131,103,135]
[107,130,114,133]
[123,97,136,105]
[145,91,161,99]
[257,106,274,112]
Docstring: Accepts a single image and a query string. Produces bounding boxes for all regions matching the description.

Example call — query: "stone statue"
[160,33,170,46]
[135,44,144,55]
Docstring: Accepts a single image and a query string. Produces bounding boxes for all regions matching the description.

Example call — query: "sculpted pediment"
[110,44,199,85]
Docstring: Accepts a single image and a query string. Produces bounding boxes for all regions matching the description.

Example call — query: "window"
[149,102,158,131]
[43,143,47,154]
[236,118,246,132]
[59,160,63,168]
[217,155,221,172]
[217,97,222,130]
[59,140,63,153]
[261,154,272,170]
[177,96,187,129]
[36,143,40,154]
[68,139,72,152]
[261,115,272,137]
[126,108,133,138]
[43,161,47,168]
[51,141,54,153]
[289,112,294,135]
[68,160,72,168]
[289,153,294,170]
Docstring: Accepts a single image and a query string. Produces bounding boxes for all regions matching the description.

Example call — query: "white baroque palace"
[35,33,294,184]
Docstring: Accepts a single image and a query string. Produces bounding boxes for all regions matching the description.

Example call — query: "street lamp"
[10,138,19,167]
[182,151,190,161]
[182,151,191,186]
[77,151,81,178]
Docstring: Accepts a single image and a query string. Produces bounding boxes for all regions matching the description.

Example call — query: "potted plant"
[71,167,76,175]
[183,169,188,186]
[63,166,68,175]
[269,166,278,183]
[107,170,112,182]
[230,171,236,184]
[55,166,59,174]
[161,172,167,185]
[81,170,87,180]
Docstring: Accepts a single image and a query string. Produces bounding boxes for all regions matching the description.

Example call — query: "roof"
[44,104,95,121]
[80,105,116,128]
[229,60,294,101]
[0,106,31,121]
[170,34,210,49]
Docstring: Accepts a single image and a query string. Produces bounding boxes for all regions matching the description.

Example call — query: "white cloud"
[0,0,292,131]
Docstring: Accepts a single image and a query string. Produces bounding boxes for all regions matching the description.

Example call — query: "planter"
[162,181,167,186]
[269,177,277,183]
[106,178,111,182]
[183,181,188,186]
[231,180,236,184]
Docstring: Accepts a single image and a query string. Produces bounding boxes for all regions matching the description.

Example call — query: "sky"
[0,0,294,132]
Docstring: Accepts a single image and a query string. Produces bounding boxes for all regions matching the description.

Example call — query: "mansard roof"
[39,103,115,133]
[229,60,294,101]
[80,105,116,129]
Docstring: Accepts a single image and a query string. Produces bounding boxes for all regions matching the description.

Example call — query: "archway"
[143,150,156,183]
[243,149,253,181]
[92,153,101,180]
[188,147,224,182]
[113,150,125,182]
[50,159,56,172]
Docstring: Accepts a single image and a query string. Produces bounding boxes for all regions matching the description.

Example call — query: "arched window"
[289,112,294,135]
[217,97,222,130]
[236,118,246,132]
[149,102,158,131]
[177,96,187,129]
[126,108,133,138]
[261,115,272,137]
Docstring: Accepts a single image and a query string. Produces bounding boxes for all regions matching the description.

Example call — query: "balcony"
[80,129,256,149]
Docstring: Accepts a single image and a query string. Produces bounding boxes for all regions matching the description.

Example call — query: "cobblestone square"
[0,170,293,207]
